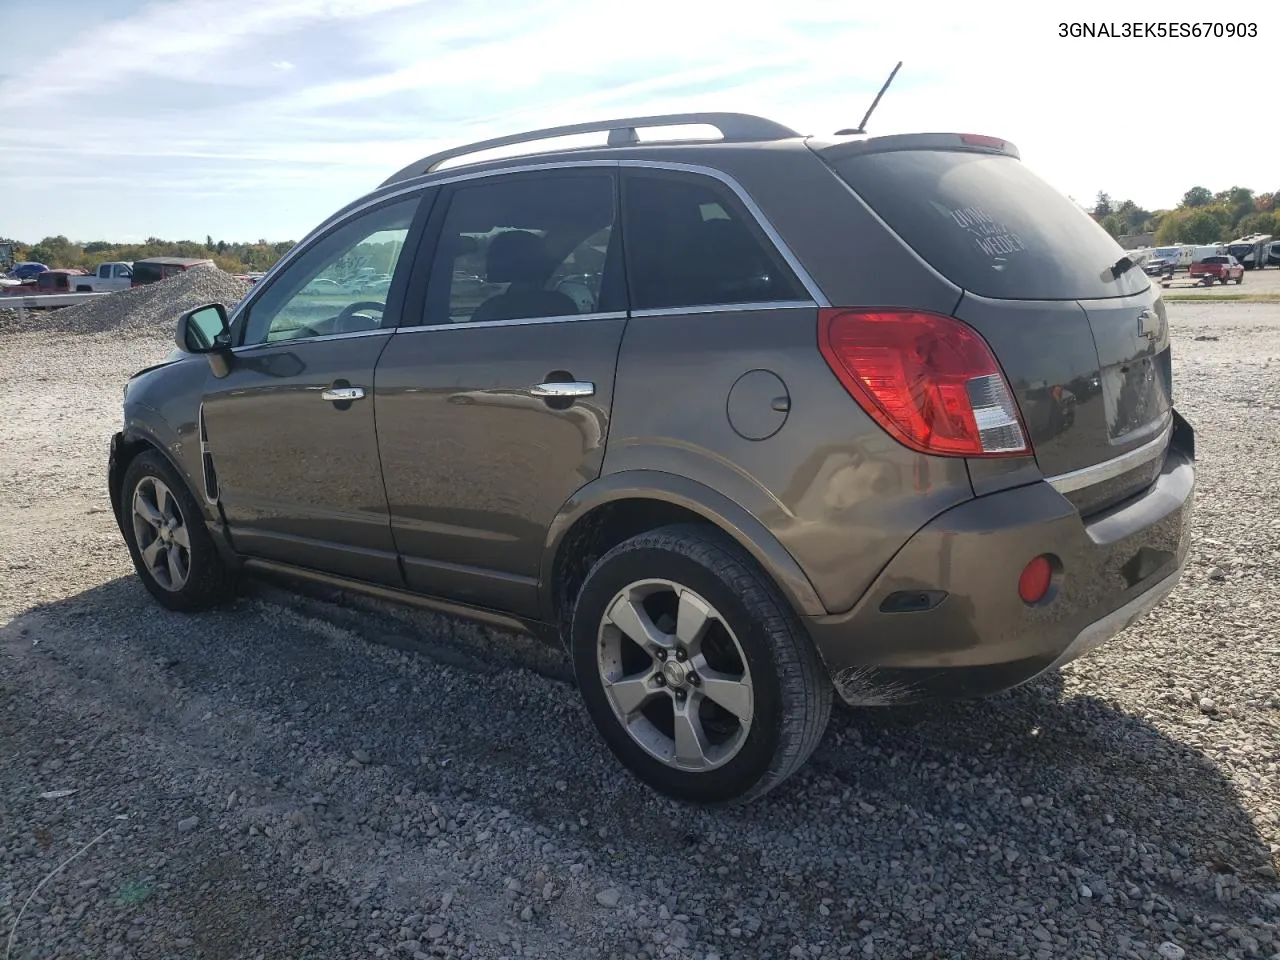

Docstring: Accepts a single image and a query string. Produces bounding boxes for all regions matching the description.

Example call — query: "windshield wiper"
[1106,255,1137,280]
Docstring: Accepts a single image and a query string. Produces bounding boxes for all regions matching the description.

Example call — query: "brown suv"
[108,113,1196,804]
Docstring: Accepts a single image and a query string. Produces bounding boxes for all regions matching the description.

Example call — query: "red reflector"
[960,134,1005,149]
[817,308,1029,457]
[1018,556,1053,604]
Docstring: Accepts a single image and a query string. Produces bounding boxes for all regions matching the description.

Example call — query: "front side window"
[421,172,619,326]
[239,196,419,346]
[622,172,808,311]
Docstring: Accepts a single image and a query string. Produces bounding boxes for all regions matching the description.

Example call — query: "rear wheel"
[120,450,237,612]
[570,524,831,804]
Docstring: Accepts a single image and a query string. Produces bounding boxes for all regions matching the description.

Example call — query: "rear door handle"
[529,381,595,399]
[321,386,366,402]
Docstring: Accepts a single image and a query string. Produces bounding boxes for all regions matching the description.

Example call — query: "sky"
[0,0,1274,244]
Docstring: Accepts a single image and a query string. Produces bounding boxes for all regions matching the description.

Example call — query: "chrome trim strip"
[232,327,391,355]
[232,157,828,331]
[619,159,830,307]
[395,310,626,333]
[1046,421,1172,494]
[632,300,816,318]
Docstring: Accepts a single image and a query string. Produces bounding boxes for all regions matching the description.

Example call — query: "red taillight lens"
[817,308,1028,457]
[1018,555,1054,604]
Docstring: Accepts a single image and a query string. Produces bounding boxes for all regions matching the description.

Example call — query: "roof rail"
[380,112,801,187]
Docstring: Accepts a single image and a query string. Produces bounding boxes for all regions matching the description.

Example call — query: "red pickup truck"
[1189,255,1244,285]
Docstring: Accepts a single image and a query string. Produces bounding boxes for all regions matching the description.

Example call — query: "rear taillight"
[817,308,1028,458]
[959,134,1006,149]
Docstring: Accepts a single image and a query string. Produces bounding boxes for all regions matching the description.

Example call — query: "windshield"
[829,149,1152,301]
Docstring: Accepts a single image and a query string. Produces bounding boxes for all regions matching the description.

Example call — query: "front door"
[374,169,627,616]
[201,193,425,585]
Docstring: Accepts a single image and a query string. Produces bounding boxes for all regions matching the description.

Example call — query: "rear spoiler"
[808,132,1021,162]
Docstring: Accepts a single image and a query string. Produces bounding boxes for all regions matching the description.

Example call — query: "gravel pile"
[0,302,1277,960]
[0,265,251,337]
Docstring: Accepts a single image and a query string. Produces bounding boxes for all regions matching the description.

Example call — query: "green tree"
[1099,213,1127,237]
[1182,186,1213,207]
[1237,211,1280,236]
[1093,191,1113,217]
[1180,210,1223,243]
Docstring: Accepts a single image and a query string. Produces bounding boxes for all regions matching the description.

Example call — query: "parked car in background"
[22,268,87,294]
[130,257,214,287]
[72,261,134,292]
[6,261,48,281]
[109,113,1196,805]
[1188,255,1244,284]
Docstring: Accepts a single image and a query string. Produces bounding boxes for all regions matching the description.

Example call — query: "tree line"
[0,235,297,274]
[1090,186,1278,245]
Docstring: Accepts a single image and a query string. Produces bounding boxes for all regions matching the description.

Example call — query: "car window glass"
[829,150,1152,301]
[422,173,617,325]
[240,197,418,347]
[623,173,807,311]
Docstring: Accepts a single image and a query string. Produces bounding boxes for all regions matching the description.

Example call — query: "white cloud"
[0,0,1274,241]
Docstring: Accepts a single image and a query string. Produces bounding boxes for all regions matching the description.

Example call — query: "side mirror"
[176,303,234,377]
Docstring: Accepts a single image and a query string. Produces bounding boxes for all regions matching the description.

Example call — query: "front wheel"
[570,524,831,805]
[120,450,237,612]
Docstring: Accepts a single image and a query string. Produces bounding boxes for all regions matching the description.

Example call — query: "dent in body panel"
[122,356,212,516]
[537,468,828,620]
[196,334,401,584]
[373,319,624,613]
[952,294,1108,478]
[604,307,973,614]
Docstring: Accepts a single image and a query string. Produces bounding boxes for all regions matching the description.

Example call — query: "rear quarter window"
[829,150,1152,301]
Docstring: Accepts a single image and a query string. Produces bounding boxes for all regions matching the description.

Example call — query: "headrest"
[486,230,553,285]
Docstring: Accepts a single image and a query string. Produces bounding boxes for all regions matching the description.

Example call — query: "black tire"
[569,523,831,805]
[119,450,236,612]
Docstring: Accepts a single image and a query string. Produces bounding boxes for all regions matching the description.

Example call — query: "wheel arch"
[110,415,210,530]
[538,470,826,635]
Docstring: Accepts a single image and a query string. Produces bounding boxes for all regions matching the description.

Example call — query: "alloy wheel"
[130,476,191,592]
[596,578,754,771]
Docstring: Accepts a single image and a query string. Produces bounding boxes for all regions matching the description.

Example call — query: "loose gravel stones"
[0,301,1277,959]
[0,264,250,337]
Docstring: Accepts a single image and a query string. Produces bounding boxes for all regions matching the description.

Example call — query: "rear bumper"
[805,418,1195,705]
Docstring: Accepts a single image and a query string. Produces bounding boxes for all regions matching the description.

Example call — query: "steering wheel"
[281,300,389,341]
[337,300,386,326]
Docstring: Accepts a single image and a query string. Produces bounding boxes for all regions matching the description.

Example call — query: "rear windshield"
[829,149,1151,301]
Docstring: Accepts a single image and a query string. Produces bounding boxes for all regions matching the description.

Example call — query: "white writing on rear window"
[948,205,1028,259]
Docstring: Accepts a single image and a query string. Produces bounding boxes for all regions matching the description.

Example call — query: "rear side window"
[421,172,622,326]
[829,150,1151,301]
[622,172,808,311]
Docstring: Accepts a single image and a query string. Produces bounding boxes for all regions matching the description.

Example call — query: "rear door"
[373,168,627,616]
[825,145,1172,510]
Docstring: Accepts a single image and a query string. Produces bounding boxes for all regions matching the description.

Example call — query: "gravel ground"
[1,302,1279,960]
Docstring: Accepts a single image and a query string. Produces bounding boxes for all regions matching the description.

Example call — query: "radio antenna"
[836,61,902,136]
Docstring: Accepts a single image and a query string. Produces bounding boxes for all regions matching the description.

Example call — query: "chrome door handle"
[530,381,595,399]
[321,386,365,401]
